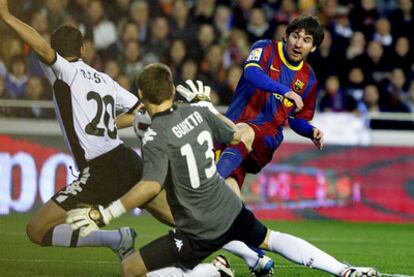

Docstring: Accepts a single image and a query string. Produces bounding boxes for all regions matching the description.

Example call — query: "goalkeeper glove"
[66,200,126,237]
[176,80,219,115]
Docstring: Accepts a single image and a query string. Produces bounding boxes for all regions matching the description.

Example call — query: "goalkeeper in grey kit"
[67,63,379,277]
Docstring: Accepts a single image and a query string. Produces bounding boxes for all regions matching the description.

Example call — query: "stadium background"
[0,0,414,276]
[1,0,413,220]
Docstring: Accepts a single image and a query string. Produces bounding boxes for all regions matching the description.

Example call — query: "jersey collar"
[68,58,82,63]
[278,42,303,71]
[152,104,177,119]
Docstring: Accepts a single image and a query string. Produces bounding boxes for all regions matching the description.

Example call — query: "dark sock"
[217,142,249,178]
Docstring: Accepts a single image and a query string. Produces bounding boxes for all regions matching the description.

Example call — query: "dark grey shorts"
[140,206,268,271]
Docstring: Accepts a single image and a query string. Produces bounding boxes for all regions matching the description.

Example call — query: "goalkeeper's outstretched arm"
[66,180,163,236]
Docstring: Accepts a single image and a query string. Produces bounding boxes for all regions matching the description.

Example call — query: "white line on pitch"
[380,273,414,277]
[0,231,157,239]
[0,258,117,264]
[0,231,408,245]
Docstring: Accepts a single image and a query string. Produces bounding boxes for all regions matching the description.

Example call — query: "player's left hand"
[66,205,111,237]
[312,128,324,150]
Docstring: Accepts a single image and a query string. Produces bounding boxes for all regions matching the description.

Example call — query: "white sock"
[147,264,220,277]
[51,224,73,247]
[267,231,347,275]
[51,224,121,249]
[223,240,258,268]
[77,229,121,249]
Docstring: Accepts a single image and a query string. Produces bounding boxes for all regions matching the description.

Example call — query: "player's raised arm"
[0,0,55,64]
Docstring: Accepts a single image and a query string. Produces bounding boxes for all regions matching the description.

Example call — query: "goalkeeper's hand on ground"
[176,80,219,115]
[66,205,112,237]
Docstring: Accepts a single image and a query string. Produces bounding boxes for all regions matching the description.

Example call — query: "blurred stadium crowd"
[0,0,413,120]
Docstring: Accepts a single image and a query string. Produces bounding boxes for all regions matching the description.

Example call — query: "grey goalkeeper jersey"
[141,105,243,240]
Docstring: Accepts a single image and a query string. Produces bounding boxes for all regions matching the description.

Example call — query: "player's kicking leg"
[229,207,379,277]
[222,241,274,277]
[216,123,254,181]
[260,229,379,276]
[223,176,274,276]
[340,267,380,277]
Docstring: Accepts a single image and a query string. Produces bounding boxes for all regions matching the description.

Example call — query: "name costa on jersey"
[79,68,107,84]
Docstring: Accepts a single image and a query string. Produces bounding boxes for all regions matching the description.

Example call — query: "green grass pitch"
[1,213,413,277]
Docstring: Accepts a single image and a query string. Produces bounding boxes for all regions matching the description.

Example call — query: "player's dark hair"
[51,25,83,58]
[136,63,174,105]
[286,14,324,47]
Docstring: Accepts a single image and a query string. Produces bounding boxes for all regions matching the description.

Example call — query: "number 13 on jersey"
[180,130,216,189]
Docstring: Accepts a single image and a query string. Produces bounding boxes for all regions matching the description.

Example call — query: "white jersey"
[41,53,139,169]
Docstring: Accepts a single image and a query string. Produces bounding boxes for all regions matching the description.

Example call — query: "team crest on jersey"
[142,127,157,146]
[292,79,305,93]
[246,48,263,61]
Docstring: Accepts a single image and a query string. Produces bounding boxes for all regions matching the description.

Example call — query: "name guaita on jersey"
[172,111,203,138]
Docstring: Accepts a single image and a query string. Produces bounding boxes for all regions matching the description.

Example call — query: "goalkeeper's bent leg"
[264,230,347,275]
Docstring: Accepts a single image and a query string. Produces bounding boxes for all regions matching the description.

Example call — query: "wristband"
[107,199,127,219]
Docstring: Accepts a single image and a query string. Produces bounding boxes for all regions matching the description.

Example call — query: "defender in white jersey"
[0,0,172,260]
[40,51,138,167]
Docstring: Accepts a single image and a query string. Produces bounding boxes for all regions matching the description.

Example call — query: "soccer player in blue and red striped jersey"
[217,15,325,195]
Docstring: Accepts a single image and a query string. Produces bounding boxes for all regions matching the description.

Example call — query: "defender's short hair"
[286,15,324,47]
[51,25,83,58]
[136,63,174,105]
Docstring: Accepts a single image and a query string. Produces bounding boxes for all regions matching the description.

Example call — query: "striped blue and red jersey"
[225,40,318,137]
